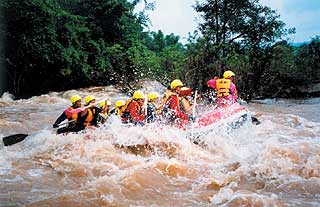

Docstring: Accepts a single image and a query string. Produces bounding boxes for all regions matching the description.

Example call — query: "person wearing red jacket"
[122,91,146,125]
[163,79,194,126]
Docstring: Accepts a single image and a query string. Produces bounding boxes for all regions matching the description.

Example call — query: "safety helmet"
[132,91,145,99]
[84,95,96,105]
[148,92,160,101]
[115,100,125,108]
[170,79,183,89]
[70,95,81,105]
[223,70,235,79]
[98,100,112,108]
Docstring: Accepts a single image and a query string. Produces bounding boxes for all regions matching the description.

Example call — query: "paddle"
[2,98,108,147]
[2,120,74,147]
[251,116,261,125]
[190,90,198,138]
[2,134,28,147]
[144,92,148,125]
[65,98,108,115]
[237,98,261,125]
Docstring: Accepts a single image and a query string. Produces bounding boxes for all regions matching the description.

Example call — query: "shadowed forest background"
[0,0,319,99]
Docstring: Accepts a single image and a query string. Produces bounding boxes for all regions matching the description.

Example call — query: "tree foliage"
[0,0,319,99]
[294,37,320,83]
[184,0,294,98]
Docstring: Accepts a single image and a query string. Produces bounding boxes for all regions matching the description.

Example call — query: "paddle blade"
[2,134,28,146]
[251,116,261,125]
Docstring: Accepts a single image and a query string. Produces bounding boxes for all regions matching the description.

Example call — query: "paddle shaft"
[191,90,198,138]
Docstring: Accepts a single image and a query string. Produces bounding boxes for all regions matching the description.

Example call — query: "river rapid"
[0,85,319,207]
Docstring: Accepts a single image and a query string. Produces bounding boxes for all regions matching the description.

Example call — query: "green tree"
[295,36,320,83]
[186,0,293,98]
[1,0,153,97]
[1,0,91,96]
[142,31,187,85]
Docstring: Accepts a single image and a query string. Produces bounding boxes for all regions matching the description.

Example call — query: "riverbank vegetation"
[1,0,319,99]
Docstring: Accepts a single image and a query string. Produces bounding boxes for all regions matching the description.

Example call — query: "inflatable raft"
[189,102,250,139]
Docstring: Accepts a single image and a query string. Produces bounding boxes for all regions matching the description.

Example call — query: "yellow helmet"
[223,70,235,79]
[115,100,125,108]
[170,79,183,89]
[148,92,160,101]
[98,100,111,108]
[70,95,81,105]
[84,95,95,105]
[132,91,145,99]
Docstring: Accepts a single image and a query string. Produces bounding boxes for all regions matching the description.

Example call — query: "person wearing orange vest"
[163,79,194,125]
[207,70,238,106]
[76,95,102,130]
[122,91,146,125]
[53,95,82,133]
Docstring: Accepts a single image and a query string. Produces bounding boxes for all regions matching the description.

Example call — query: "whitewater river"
[0,85,319,207]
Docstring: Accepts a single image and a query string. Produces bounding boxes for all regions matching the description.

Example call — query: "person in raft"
[162,79,195,125]
[178,86,193,115]
[98,99,112,124]
[121,91,146,125]
[110,100,126,117]
[146,92,161,123]
[207,70,238,107]
[53,95,82,133]
[76,95,102,130]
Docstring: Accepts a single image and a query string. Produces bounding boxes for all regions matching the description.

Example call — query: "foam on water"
[0,86,319,206]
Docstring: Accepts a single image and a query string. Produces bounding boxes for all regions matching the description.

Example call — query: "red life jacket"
[165,95,189,120]
[125,100,145,122]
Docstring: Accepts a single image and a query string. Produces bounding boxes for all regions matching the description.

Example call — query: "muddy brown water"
[0,87,319,207]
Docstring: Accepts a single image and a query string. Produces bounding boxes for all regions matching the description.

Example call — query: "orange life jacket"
[84,108,94,127]
[216,78,231,97]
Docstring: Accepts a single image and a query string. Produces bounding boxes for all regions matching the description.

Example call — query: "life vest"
[110,107,125,117]
[216,78,231,97]
[162,94,190,127]
[162,94,181,122]
[98,108,110,124]
[116,108,123,117]
[121,99,133,122]
[161,90,174,107]
[180,97,193,113]
[66,106,78,122]
[84,108,94,127]
[121,99,143,123]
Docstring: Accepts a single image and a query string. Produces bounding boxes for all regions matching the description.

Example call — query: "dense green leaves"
[1,0,188,97]
[0,0,319,99]
[295,37,320,82]
[184,0,319,99]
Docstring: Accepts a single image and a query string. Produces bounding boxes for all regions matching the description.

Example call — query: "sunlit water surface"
[0,86,319,207]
